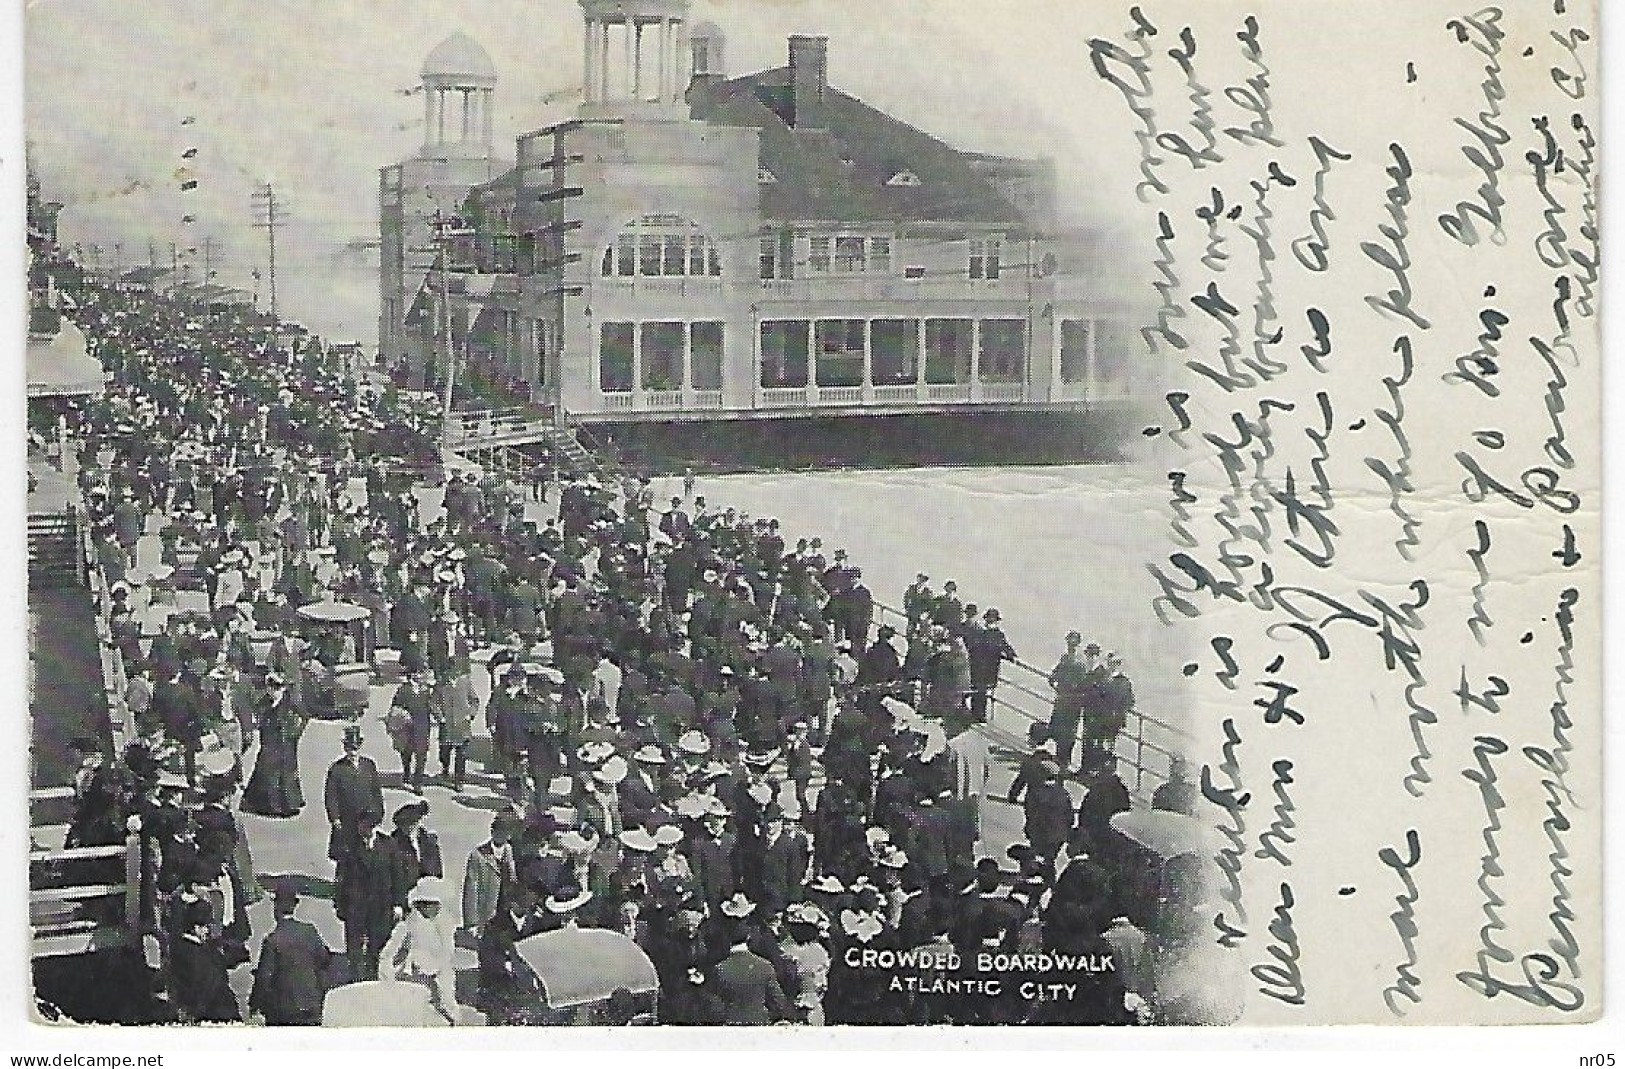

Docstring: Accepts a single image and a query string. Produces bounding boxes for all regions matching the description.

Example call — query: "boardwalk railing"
[445,406,557,450]
[29,787,141,959]
[869,601,1189,799]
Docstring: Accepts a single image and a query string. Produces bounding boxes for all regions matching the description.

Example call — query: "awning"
[27,321,104,398]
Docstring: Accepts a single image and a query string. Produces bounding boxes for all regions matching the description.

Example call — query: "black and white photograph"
[14,0,1610,1047]
[24,0,1212,1030]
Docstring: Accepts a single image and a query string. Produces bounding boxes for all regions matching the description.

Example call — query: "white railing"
[871,385,918,404]
[980,382,1027,402]
[691,390,724,408]
[644,390,684,410]
[600,277,725,299]
[603,392,635,410]
[926,383,972,403]
[817,386,864,405]
[759,387,807,408]
[757,275,1026,302]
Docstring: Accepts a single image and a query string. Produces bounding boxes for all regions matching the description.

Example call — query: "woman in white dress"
[380,877,462,1024]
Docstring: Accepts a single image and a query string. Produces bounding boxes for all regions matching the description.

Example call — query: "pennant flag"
[181,148,198,159]
[181,180,199,191]
[181,115,196,125]
[181,215,196,223]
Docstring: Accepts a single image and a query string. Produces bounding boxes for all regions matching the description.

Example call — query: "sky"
[23,0,1141,341]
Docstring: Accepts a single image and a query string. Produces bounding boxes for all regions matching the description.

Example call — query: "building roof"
[423,32,497,83]
[120,266,170,285]
[687,68,1028,227]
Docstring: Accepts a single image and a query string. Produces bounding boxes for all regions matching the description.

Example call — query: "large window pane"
[1061,320,1091,384]
[815,319,865,387]
[1095,318,1136,387]
[871,319,918,384]
[761,320,809,388]
[924,319,972,384]
[600,322,634,392]
[834,236,866,273]
[642,321,684,389]
[692,322,724,390]
[978,319,1026,382]
[639,235,662,276]
[662,236,686,275]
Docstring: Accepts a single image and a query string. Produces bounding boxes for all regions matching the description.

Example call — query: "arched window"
[600,214,722,279]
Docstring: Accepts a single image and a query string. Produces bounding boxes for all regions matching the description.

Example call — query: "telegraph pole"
[202,236,214,282]
[251,184,286,344]
[432,209,474,460]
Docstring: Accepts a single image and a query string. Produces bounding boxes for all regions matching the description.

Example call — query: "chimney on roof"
[788,35,828,129]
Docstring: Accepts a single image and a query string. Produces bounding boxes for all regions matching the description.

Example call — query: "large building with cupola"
[379,0,1142,449]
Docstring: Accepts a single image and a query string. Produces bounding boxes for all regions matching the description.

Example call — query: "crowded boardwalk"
[29,267,1221,1027]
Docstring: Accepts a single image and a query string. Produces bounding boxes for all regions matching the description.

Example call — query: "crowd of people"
[46,277,1211,1027]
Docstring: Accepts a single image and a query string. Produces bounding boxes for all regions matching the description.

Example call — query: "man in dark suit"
[684,811,737,916]
[1023,759,1075,867]
[711,918,790,1025]
[965,608,1018,723]
[249,886,333,1025]
[754,805,811,917]
[335,810,415,978]
[858,626,903,689]
[324,726,384,867]
[168,900,242,1023]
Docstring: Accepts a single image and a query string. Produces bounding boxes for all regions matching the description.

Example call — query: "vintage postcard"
[17,0,1602,1036]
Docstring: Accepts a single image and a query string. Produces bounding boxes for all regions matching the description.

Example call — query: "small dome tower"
[421,32,498,158]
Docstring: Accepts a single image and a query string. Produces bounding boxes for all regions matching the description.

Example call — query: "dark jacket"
[756,829,811,916]
[249,916,333,1024]
[685,832,737,911]
[711,944,790,1025]
[1024,780,1074,855]
[323,755,384,862]
[169,934,242,1023]
[391,825,444,880]
[336,830,417,924]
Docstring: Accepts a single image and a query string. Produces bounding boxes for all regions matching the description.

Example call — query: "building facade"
[382,1,1142,426]
[378,32,509,386]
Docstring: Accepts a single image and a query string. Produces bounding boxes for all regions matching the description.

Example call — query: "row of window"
[599,321,726,392]
[594,318,1034,392]
[450,220,1005,284]
[760,318,1025,388]
[601,233,723,279]
[411,314,1127,393]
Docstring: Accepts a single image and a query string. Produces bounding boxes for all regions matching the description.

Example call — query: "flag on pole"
[181,148,198,159]
[180,180,199,191]
[181,116,196,125]
[181,215,196,223]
